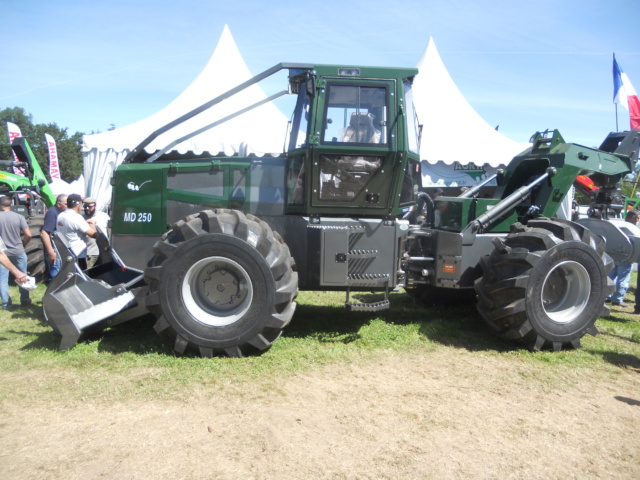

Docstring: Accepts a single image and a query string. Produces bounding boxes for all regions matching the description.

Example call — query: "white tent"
[414,38,530,187]
[82,30,532,206]
[81,25,289,211]
[48,176,85,200]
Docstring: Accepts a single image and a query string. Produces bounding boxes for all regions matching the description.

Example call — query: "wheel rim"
[541,260,590,324]
[182,256,253,327]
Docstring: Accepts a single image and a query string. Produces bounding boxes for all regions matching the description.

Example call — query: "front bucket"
[43,232,145,351]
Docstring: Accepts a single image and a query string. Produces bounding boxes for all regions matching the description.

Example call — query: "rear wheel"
[144,209,298,358]
[475,218,613,351]
[25,214,46,282]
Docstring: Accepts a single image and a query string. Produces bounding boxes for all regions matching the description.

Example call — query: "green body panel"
[112,160,258,235]
[432,130,634,235]
[111,165,167,234]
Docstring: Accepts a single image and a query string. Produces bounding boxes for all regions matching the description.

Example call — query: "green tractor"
[1,138,57,280]
[41,62,640,356]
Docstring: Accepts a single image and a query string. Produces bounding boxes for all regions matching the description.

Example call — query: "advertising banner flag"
[6,122,25,176]
[45,133,61,180]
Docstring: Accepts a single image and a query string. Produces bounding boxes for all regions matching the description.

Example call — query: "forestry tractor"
[2,138,57,280]
[39,62,640,356]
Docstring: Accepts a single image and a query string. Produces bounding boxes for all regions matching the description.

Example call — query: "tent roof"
[82,25,289,157]
[414,38,529,168]
[81,30,531,210]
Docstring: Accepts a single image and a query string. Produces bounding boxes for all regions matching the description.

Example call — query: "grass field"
[0,278,638,405]
[1,279,639,480]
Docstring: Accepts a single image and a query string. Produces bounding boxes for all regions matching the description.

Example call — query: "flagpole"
[614,53,618,131]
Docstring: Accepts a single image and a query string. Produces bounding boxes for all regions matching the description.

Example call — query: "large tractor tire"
[144,209,298,358]
[25,214,46,282]
[475,218,613,351]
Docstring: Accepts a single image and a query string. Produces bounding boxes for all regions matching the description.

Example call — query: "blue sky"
[1,0,638,147]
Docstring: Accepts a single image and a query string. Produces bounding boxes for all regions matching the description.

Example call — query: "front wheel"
[144,209,298,358]
[475,218,613,351]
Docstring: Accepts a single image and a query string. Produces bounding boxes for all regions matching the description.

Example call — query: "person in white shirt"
[56,194,97,270]
[81,197,110,268]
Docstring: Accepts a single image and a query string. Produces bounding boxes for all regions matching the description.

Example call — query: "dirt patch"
[0,349,638,479]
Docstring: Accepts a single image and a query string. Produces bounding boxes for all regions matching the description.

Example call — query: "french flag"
[613,54,640,130]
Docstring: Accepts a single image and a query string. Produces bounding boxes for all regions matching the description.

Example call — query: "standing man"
[0,196,32,309]
[608,209,640,306]
[56,194,97,270]
[82,197,110,268]
[41,194,67,283]
[0,237,29,286]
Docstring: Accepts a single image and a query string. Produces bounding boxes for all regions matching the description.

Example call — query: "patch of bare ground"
[0,349,638,479]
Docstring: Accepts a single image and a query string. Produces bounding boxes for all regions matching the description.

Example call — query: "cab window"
[322,85,387,145]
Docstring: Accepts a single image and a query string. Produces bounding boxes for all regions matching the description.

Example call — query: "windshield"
[322,84,388,145]
[288,83,311,151]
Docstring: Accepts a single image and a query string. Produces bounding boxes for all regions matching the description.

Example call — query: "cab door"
[311,79,398,213]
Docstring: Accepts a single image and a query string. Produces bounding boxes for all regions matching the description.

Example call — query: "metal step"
[347,273,389,287]
[345,299,390,312]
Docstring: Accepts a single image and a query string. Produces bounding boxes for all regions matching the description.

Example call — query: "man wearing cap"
[56,194,98,270]
[82,197,110,268]
[0,196,32,309]
[41,194,67,282]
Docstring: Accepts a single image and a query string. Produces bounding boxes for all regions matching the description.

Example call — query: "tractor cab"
[285,65,422,218]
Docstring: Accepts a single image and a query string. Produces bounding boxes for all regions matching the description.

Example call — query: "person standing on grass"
[0,196,32,310]
[41,194,67,283]
[0,237,28,286]
[608,209,640,307]
[56,194,97,270]
[81,197,110,268]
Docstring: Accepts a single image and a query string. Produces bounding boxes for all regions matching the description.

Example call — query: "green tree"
[0,107,84,183]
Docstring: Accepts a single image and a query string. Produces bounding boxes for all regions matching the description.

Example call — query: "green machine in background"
[1,137,57,280]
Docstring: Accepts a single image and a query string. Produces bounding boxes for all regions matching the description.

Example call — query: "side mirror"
[306,76,316,97]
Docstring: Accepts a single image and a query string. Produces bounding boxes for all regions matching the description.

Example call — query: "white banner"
[6,122,25,176]
[45,133,61,180]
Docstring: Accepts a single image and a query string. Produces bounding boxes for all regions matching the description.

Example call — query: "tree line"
[0,107,85,183]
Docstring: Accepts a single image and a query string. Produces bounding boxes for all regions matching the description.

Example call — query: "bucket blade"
[43,275,136,350]
[43,232,144,350]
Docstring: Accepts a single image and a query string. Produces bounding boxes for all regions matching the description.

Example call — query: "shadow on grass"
[604,313,639,324]
[283,302,370,344]
[91,315,175,355]
[19,314,176,356]
[285,292,514,353]
[16,329,60,351]
[585,349,640,372]
[17,292,526,356]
